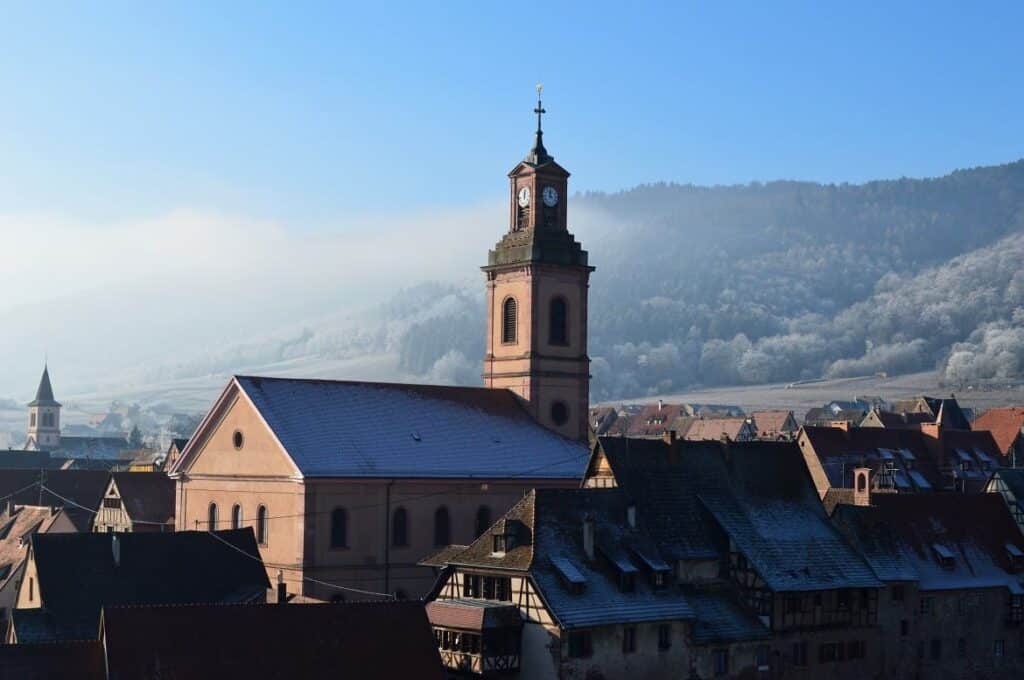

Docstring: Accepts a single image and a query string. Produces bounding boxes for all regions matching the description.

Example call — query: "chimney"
[658,399,664,411]
[662,429,677,445]
[626,503,637,530]
[582,514,595,561]
[853,467,871,507]
[276,569,288,604]
[111,534,120,567]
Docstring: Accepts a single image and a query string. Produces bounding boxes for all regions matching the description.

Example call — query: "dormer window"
[492,533,507,555]
[932,543,955,570]
[1006,543,1024,572]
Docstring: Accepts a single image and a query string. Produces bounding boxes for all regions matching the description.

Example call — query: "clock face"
[517,186,531,208]
[542,186,559,207]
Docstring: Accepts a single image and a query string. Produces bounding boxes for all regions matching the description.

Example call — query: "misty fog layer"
[4,160,1024,404]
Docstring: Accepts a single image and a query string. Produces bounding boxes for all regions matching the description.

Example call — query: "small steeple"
[524,83,553,166]
[29,364,60,407]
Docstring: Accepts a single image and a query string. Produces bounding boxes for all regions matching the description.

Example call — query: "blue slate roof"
[684,589,771,645]
[235,376,588,479]
[445,488,694,630]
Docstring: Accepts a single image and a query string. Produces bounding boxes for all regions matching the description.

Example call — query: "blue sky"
[1,1,1024,401]
[1,1,1022,226]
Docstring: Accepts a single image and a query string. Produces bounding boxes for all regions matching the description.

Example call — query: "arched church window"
[434,506,451,546]
[208,503,218,529]
[257,505,268,545]
[331,507,348,548]
[549,297,568,346]
[392,507,408,547]
[551,401,569,426]
[502,298,518,344]
[30,413,36,427]
[231,504,242,529]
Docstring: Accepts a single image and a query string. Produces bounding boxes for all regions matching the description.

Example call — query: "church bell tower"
[482,86,594,441]
[26,364,61,451]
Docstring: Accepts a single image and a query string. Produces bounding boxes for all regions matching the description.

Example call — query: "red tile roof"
[973,407,1024,456]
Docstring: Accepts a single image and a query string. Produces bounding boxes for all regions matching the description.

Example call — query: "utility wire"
[42,483,394,599]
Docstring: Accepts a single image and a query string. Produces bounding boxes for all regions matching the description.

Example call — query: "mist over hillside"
[5,159,1024,419]
[395,160,1024,400]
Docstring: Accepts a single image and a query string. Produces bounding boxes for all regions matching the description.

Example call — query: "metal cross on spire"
[534,83,545,134]
[526,83,552,165]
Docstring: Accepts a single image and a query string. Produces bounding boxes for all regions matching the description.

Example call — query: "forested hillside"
[110,159,1024,403]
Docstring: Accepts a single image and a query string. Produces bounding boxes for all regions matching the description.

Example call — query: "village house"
[798,421,1004,501]
[164,437,189,471]
[92,472,175,533]
[750,410,799,440]
[168,96,596,601]
[587,406,620,436]
[6,528,269,643]
[422,488,695,679]
[0,505,79,638]
[889,396,973,430]
[986,468,1024,534]
[973,406,1024,466]
[833,493,1024,679]
[585,436,884,679]
[682,416,757,443]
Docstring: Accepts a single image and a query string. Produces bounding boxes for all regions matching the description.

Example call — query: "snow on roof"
[833,494,1024,593]
[234,376,588,479]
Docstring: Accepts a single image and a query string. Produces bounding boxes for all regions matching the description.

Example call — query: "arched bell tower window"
[502,298,518,344]
[549,297,568,346]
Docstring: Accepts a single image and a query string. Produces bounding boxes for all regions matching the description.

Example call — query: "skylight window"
[898,448,916,462]
[956,449,972,462]
[908,471,932,491]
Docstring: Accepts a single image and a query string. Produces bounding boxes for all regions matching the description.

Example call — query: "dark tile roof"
[449,488,694,629]
[973,407,1024,456]
[101,601,444,680]
[867,409,935,428]
[110,472,174,525]
[833,494,1024,591]
[230,376,587,479]
[598,437,882,591]
[683,588,771,645]
[418,544,470,569]
[621,402,689,438]
[0,469,109,516]
[27,529,270,641]
[800,426,947,491]
[0,640,104,679]
[0,450,62,470]
[27,365,60,408]
[890,396,972,430]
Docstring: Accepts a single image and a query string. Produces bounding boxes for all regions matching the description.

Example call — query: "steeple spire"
[29,364,60,407]
[525,83,553,166]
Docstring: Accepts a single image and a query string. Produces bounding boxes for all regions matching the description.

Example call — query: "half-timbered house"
[93,472,175,533]
[585,436,885,679]
[833,493,1024,679]
[423,488,694,679]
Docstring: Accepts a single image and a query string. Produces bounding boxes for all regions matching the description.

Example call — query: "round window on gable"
[233,430,244,450]
[551,401,569,426]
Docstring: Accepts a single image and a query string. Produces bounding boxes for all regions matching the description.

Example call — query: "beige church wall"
[186,393,298,478]
[301,477,575,600]
[176,476,306,593]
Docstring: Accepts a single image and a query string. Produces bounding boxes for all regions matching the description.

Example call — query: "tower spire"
[526,83,553,166]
